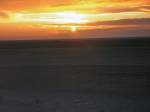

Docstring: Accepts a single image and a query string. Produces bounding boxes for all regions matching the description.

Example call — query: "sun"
[71,26,77,32]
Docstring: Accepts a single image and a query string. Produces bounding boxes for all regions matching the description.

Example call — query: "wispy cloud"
[0,11,10,23]
[0,11,9,18]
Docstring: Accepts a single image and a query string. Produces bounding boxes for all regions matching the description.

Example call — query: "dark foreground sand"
[0,38,150,112]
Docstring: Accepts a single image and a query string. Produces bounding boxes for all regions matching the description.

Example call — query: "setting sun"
[71,26,77,32]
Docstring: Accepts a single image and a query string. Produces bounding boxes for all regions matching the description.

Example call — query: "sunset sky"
[0,0,150,40]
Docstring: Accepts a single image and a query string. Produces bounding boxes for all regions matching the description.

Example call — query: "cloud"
[0,0,74,11]
[88,18,150,25]
[138,5,150,12]
[0,0,149,11]
[77,27,150,38]
[95,6,150,13]
[0,11,9,20]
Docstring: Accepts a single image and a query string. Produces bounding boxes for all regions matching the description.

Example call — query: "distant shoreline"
[0,37,149,48]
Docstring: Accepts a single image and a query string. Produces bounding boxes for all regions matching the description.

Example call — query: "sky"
[0,0,150,40]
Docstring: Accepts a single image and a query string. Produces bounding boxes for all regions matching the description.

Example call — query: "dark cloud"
[77,28,150,38]
[95,7,137,13]
[91,5,150,13]
[138,5,150,12]
[88,18,150,25]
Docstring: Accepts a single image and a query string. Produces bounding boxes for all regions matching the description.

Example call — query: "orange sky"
[0,0,150,40]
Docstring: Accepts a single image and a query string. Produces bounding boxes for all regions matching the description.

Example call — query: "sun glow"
[54,12,89,24]
[11,11,89,25]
